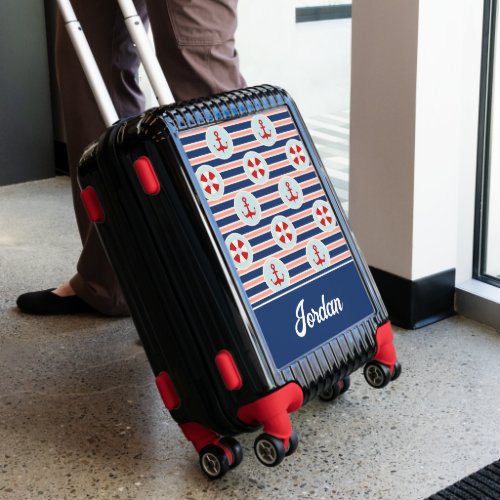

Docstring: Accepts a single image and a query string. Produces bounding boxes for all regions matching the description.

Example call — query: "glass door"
[237,1,352,212]
[475,0,500,286]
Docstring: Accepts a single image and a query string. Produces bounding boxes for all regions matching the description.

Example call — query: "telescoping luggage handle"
[57,0,172,127]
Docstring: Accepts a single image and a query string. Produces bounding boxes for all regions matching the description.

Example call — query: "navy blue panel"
[179,105,376,373]
[254,261,374,369]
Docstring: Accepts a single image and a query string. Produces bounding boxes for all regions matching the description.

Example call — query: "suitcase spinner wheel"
[218,437,244,468]
[318,376,351,402]
[364,361,392,388]
[199,437,243,479]
[254,434,287,467]
[253,428,299,468]
[285,430,299,457]
[199,444,230,479]
[364,360,402,388]
[392,361,402,381]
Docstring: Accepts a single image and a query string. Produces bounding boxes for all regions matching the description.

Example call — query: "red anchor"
[270,264,285,286]
[258,119,272,139]
[313,244,326,266]
[285,181,299,202]
[213,130,228,152]
[242,196,256,219]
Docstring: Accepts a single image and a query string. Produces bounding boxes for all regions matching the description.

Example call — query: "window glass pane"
[476,0,500,285]
[484,3,500,280]
[237,2,351,211]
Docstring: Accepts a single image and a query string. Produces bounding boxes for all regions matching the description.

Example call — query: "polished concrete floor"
[1,178,500,500]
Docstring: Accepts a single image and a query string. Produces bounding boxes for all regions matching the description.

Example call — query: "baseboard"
[370,267,456,329]
[54,140,69,176]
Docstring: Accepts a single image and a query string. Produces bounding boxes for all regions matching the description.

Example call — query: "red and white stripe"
[239,225,342,279]
[182,117,293,153]
[249,251,353,305]
[220,188,323,236]
[208,162,314,209]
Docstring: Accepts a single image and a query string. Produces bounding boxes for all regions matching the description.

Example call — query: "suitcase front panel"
[178,106,374,370]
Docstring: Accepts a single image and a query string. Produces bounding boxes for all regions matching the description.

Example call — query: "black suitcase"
[63,0,401,479]
[78,85,401,476]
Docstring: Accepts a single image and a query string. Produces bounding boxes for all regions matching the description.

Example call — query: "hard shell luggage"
[60,0,401,479]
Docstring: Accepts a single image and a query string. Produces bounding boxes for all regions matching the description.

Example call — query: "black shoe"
[16,288,96,315]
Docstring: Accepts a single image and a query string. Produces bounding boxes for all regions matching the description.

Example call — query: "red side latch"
[155,371,180,410]
[215,350,242,391]
[133,156,160,195]
[80,186,105,223]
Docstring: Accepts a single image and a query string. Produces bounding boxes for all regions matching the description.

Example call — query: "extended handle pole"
[117,0,172,105]
[57,0,119,127]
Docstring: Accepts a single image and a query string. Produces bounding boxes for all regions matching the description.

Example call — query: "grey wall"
[44,0,65,144]
[0,0,54,186]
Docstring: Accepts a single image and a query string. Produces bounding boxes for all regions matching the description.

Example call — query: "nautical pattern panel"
[179,106,374,368]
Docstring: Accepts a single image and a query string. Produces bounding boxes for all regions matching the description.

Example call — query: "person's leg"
[18,0,246,316]
[145,0,246,101]
[18,0,148,316]
[69,0,244,314]
[64,1,152,316]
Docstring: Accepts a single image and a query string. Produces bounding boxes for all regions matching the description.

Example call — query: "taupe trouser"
[56,0,246,315]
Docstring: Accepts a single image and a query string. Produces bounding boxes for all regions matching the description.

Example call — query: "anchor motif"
[279,177,303,209]
[312,244,326,266]
[213,131,228,153]
[251,115,276,146]
[285,181,299,202]
[270,263,285,286]
[258,119,272,140]
[242,196,256,219]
